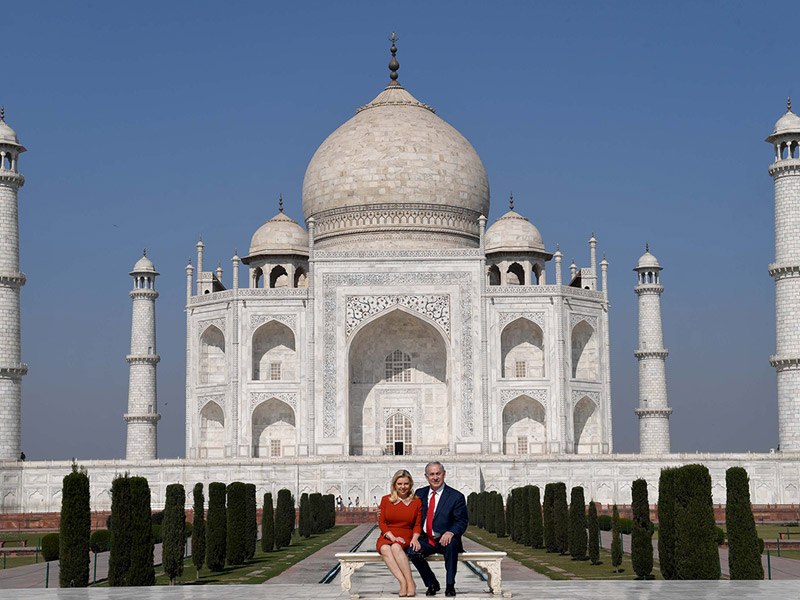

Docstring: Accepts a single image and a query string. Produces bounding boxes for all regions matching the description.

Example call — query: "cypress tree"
[726,467,764,580]
[529,485,543,549]
[553,483,569,555]
[588,501,600,565]
[261,493,275,552]
[674,465,719,579]
[518,486,531,546]
[543,483,556,552]
[327,494,336,529]
[467,493,477,526]
[311,493,324,534]
[245,484,257,559]
[495,493,506,538]
[568,486,588,560]
[485,491,496,533]
[506,491,515,542]
[128,477,155,586]
[611,504,622,573]
[631,479,653,579]
[162,483,185,585]
[59,464,91,588]
[480,491,488,529]
[191,483,206,578]
[275,489,294,549]
[206,482,227,571]
[657,468,677,579]
[226,482,247,565]
[108,474,132,586]
[299,493,311,538]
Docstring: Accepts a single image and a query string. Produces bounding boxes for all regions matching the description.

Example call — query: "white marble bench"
[334,550,507,595]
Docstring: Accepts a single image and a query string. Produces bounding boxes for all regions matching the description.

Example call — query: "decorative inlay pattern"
[571,390,600,407]
[323,272,474,438]
[188,287,308,306]
[198,394,225,411]
[498,311,544,330]
[315,249,483,259]
[383,407,413,420]
[346,295,450,339]
[570,314,598,330]
[249,313,297,333]
[198,318,226,335]
[486,285,605,300]
[500,389,547,408]
[250,392,297,410]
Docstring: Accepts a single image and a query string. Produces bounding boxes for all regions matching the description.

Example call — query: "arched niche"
[252,398,296,458]
[348,308,448,456]
[199,326,226,385]
[501,317,545,378]
[574,396,601,454]
[294,267,308,288]
[506,262,525,285]
[502,394,546,455]
[571,320,598,380]
[487,264,501,286]
[252,321,296,381]
[199,401,225,458]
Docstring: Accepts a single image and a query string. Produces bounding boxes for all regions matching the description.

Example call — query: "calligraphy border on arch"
[323,272,474,439]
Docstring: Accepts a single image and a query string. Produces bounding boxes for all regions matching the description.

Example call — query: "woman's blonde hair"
[389,470,415,503]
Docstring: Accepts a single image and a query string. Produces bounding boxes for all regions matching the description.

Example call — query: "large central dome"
[302,72,490,250]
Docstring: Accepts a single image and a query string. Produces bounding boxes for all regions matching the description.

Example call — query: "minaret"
[767,98,800,451]
[634,246,672,454]
[125,251,161,460]
[0,107,27,460]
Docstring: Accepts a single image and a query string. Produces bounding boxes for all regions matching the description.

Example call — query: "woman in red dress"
[377,469,422,597]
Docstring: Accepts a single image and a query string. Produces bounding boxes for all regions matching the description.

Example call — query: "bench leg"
[474,560,502,595]
[339,561,366,592]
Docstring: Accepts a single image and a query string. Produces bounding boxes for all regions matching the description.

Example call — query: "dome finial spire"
[509,192,514,211]
[646,242,649,252]
[388,32,401,87]
[279,194,284,213]
[789,96,793,113]
[143,247,146,257]
[0,106,4,122]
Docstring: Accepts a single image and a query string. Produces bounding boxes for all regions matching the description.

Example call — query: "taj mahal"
[1,41,800,513]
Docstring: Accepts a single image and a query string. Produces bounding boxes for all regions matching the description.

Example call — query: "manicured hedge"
[568,486,587,561]
[206,482,227,571]
[587,501,600,565]
[89,529,110,553]
[226,482,247,565]
[674,464,719,579]
[528,485,543,549]
[108,474,131,586]
[128,476,155,586]
[726,467,764,579]
[553,483,568,555]
[611,504,622,572]
[162,483,185,585]
[42,533,59,562]
[631,479,653,579]
[657,468,677,579]
[192,483,206,576]
[245,484,257,559]
[275,489,294,549]
[262,492,275,553]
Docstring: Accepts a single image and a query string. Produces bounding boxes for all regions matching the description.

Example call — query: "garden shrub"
[59,465,90,587]
[89,529,110,553]
[543,484,556,552]
[206,482,227,571]
[725,467,764,579]
[568,486,587,560]
[262,492,275,553]
[226,482,247,565]
[587,501,600,565]
[674,464,719,579]
[245,484,257,559]
[611,504,622,573]
[162,483,185,585]
[275,489,294,549]
[631,479,653,579]
[108,474,131,586]
[553,483,568,555]
[528,485,543,549]
[128,476,155,586]
[191,483,206,576]
[42,533,59,562]
[658,467,677,579]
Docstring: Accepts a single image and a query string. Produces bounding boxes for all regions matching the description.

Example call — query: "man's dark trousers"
[408,534,459,586]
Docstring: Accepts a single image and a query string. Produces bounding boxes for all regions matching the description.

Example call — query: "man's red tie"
[426,492,436,538]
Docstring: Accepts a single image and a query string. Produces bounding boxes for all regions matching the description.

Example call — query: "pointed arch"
[573,395,600,454]
[199,401,225,458]
[294,267,308,288]
[487,264,501,286]
[502,394,546,455]
[571,320,598,380]
[199,326,226,385]
[252,320,296,381]
[252,397,296,458]
[348,307,449,456]
[269,265,289,288]
[501,317,545,378]
[506,262,525,285]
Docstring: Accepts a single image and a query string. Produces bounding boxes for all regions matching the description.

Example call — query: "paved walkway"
[0,542,165,588]
[3,580,800,599]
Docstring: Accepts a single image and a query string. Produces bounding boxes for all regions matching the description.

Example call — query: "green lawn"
[0,533,46,547]
[466,527,663,580]
[146,525,354,586]
[755,525,800,540]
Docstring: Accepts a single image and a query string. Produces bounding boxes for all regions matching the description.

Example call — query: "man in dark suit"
[407,461,468,597]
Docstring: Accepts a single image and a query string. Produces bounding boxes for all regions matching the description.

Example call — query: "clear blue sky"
[4,1,796,459]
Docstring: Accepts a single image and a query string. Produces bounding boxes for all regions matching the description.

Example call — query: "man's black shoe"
[445,584,456,597]
[425,582,441,596]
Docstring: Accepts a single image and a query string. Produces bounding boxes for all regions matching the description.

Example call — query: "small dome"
[248,211,309,257]
[0,120,19,145]
[485,210,545,253]
[635,249,661,270]
[131,253,157,274]
[773,110,800,136]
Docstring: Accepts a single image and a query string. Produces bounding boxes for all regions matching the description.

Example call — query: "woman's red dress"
[376,494,422,551]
